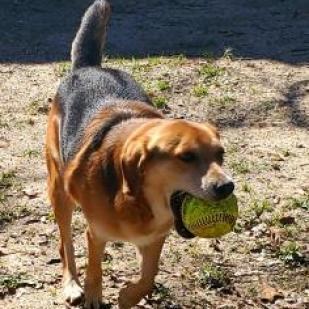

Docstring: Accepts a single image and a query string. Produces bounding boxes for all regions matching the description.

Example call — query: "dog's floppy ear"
[120,140,147,197]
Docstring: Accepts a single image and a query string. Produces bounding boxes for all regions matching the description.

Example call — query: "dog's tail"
[71,0,111,70]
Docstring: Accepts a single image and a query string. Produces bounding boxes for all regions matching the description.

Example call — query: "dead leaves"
[259,280,284,304]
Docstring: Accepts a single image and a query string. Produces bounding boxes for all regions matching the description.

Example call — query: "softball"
[181,194,238,238]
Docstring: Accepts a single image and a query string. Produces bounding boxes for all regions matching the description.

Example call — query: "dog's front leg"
[84,227,106,309]
[118,236,166,309]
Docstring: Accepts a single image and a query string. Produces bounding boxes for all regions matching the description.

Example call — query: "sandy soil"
[0,1,308,308]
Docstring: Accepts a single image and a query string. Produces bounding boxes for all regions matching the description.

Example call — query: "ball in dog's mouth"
[170,191,195,239]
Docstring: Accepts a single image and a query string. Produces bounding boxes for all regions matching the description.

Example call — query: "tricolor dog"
[45,1,234,308]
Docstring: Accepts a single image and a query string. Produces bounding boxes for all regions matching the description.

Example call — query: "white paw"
[63,279,84,306]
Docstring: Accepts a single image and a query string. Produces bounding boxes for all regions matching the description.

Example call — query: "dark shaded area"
[0,0,308,64]
[280,80,309,128]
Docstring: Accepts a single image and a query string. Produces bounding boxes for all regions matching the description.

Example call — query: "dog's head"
[120,119,234,237]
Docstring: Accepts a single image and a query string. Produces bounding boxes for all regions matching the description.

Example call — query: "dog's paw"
[118,282,152,309]
[84,293,102,309]
[84,281,102,309]
[63,279,84,307]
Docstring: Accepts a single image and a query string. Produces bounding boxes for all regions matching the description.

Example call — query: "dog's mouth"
[170,191,196,239]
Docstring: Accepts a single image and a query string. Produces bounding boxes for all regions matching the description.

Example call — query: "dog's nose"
[213,181,234,199]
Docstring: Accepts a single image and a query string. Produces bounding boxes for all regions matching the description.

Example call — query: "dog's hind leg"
[46,102,84,306]
[51,186,83,306]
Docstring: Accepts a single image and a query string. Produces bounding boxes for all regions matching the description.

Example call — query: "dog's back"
[57,0,151,162]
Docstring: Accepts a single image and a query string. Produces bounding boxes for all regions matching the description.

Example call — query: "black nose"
[213,181,234,199]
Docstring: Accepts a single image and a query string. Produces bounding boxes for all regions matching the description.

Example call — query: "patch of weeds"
[226,143,239,154]
[147,56,163,67]
[286,195,309,211]
[55,62,71,77]
[278,241,305,266]
[230,161,250,174]
[153,96,167,108]
[192,84,208,97]
[283,225,298,238]
[46,211,56,222]
[233,221,243,233]
[0,209,14,223]
[153,283,170,301]
[251,199,273,218]
[0,171,16,191]
[23,149,40,158]
[247,286,258,298]
[0,205,31,224]
[167,54,186,66]
[199,263,231,289]
[170,248,181,264]
[187,242,201,258]
[257,100,276,113]
[0,273,35,295]
[242,182,252,193]
[199,63,223,80]
[211,96,236,108]
[27,100,48,115]
[222,47,235,60]
[157,80,171,91]
[0,119,9,128]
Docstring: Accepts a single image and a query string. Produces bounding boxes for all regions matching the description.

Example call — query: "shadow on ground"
[0,0,308,64]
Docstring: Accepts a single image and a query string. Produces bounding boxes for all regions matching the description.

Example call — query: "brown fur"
[46,97,230,308]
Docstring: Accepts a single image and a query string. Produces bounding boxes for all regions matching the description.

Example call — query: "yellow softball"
[181,194,238,238]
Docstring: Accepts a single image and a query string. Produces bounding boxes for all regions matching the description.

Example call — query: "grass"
[0,209,15,222]
[23,149,40,158]
[222,47,235,60]
[192,84,208,97]
[157,80,171,91]
[0,171,17,197]
[0,119,9,128]
[153,96,168,108]
[286,195,309,211]
[250,199,273,218]
[199,263,230,289]
[199,63,224,80]
[27,100,48,115]
[278,241,305,266]
[55,62,71,77]
[210,95,236,108]
[230,161,250,174]
[0,205,31,223]
[241,182,252,193]
[153,283,171,301]
[0,273,30,290]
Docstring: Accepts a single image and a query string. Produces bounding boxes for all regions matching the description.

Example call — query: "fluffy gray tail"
[71,0,111,70]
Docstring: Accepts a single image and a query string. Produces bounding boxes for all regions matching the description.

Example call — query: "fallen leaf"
[260,280,284,304]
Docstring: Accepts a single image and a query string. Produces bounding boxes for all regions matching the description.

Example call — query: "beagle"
[45,1,234,308]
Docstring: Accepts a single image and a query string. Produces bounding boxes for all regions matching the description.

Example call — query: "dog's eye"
[178,151,198,163]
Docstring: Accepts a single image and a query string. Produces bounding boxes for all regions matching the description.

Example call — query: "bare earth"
[0,1,308,308]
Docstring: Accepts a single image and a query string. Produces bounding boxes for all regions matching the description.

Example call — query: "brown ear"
[120,141,147,197]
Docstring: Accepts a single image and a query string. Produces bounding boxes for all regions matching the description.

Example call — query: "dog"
[45,1,234,308]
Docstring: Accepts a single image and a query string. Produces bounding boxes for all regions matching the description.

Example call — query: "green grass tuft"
[199,263,230,289]
[153,96,167,108]
[157,80,171,91]
[192,85,208,97]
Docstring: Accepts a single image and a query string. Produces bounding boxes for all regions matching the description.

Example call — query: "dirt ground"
[0,1,308,308]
